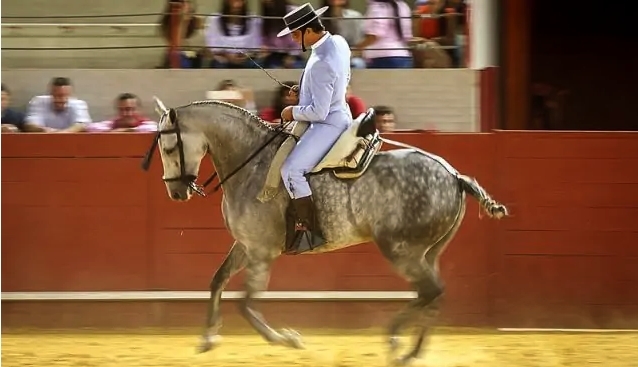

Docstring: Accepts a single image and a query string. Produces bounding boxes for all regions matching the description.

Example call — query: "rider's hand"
[289,85,300,97]
[281,106,294,122]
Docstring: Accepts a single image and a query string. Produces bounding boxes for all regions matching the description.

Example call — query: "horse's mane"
[176,99,278,133]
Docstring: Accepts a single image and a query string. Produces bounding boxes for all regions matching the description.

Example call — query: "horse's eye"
[163,146,176,155]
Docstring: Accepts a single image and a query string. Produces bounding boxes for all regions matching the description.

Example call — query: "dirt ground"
[2,329,637,367]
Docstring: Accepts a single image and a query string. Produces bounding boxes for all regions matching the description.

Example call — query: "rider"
[277,3,374,247]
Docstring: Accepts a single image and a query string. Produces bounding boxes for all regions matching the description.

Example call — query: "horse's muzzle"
[166,180,193,202]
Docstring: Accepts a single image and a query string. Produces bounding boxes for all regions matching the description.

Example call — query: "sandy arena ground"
[2,329,637,367]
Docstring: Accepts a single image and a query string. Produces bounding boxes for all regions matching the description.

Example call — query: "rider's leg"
[281,122,346,229]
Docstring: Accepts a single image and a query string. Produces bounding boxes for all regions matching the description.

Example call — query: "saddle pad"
[257,121,309,203]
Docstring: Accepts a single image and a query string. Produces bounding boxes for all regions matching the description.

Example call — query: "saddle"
[257,108,382,256]
[257,108,383,203]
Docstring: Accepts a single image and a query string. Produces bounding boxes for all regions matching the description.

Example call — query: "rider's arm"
[292,60,336,122]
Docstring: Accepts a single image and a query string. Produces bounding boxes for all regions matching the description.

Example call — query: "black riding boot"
[288,195,326,253]
[292,196,315,230]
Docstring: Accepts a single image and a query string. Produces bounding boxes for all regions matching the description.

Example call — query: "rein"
[141,109,295,197]
[230,46,300,94]
[192,119,296,196]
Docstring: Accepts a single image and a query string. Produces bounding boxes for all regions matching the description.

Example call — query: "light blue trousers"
[281,122,348,199]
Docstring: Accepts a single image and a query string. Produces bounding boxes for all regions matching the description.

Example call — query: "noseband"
[141,107,295,198]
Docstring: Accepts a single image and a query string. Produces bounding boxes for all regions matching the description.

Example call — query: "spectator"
[373,105,396,132]
[205,0,261,69]
[1,83,26,133]
[86,93,157,132]
[213,79,258,114]
[320,0,366,68]
[159,0,205,68]
[259,81,297,123]
[259,0,305,68]
[24,77,91,132]
[356,0,414,69]
[346,83,367,118]
[414,0,465,67]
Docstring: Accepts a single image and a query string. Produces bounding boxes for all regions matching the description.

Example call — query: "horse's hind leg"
[198,241,247,353]
[378,243,443,366]
[239,250,304,349]
[394,279,443,366]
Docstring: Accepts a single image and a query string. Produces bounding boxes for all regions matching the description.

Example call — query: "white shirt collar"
[311,32,330,50]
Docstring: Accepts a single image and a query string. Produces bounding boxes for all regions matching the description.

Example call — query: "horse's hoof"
[279,328,305,349]
[392,355,418,367]
[388,336,400,353]
[197,335,222,353]
[386,336,400,366]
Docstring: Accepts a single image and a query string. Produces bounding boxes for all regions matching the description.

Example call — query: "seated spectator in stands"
[213,79,258,114]
[205,0,261,69]
[356,0,414,69]
[86,93,157,132]
[414,0,465,67]
[346,83,367,118]
[259,81,297,123]
[159,0,205,68]
[24,77,91,132]
[373,105,396,132]
[321,0,366,68]
[1,83,26,133]
[259,0,305,69]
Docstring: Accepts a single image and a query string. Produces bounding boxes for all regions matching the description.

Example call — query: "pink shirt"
[363,0,413,59]
[86,119,157,132]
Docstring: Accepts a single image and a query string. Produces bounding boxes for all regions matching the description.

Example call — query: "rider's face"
[290,29,304,45]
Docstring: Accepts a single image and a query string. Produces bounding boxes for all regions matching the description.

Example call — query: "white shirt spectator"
[25,95,92,130]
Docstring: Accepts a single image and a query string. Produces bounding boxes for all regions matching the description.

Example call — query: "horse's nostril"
[171,192,181,200]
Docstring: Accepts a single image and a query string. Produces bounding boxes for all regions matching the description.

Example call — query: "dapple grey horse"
[142,98,508,366]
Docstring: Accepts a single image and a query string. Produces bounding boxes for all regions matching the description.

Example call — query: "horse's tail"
[457,174,508,219]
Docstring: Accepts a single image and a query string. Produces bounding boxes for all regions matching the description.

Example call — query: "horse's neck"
[201,114,278,189]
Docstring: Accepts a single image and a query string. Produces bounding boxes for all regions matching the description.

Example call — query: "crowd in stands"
[2,0,464,132]
[1,78,397,134]
[160,0,467,69]
[1,79,156,133]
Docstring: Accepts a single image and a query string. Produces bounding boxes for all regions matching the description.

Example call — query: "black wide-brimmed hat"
[277,2,329,38]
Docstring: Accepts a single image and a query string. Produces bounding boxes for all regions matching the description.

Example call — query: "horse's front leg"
[198,241,247,353]
[239,251,304,349]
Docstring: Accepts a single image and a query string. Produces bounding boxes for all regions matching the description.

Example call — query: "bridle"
[140,108,208,196]
[140,105,295,198]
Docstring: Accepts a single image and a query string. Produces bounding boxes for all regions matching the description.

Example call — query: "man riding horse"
[143,3,508,363]
[277,3,374,249]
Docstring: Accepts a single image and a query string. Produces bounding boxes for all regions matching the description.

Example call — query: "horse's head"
[153,97,209,202]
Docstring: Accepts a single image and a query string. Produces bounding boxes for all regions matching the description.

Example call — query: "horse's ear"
[168,108,177,125]
[153,96,168,117]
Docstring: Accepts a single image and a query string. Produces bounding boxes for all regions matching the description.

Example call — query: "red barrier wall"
[2,131,638,329]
